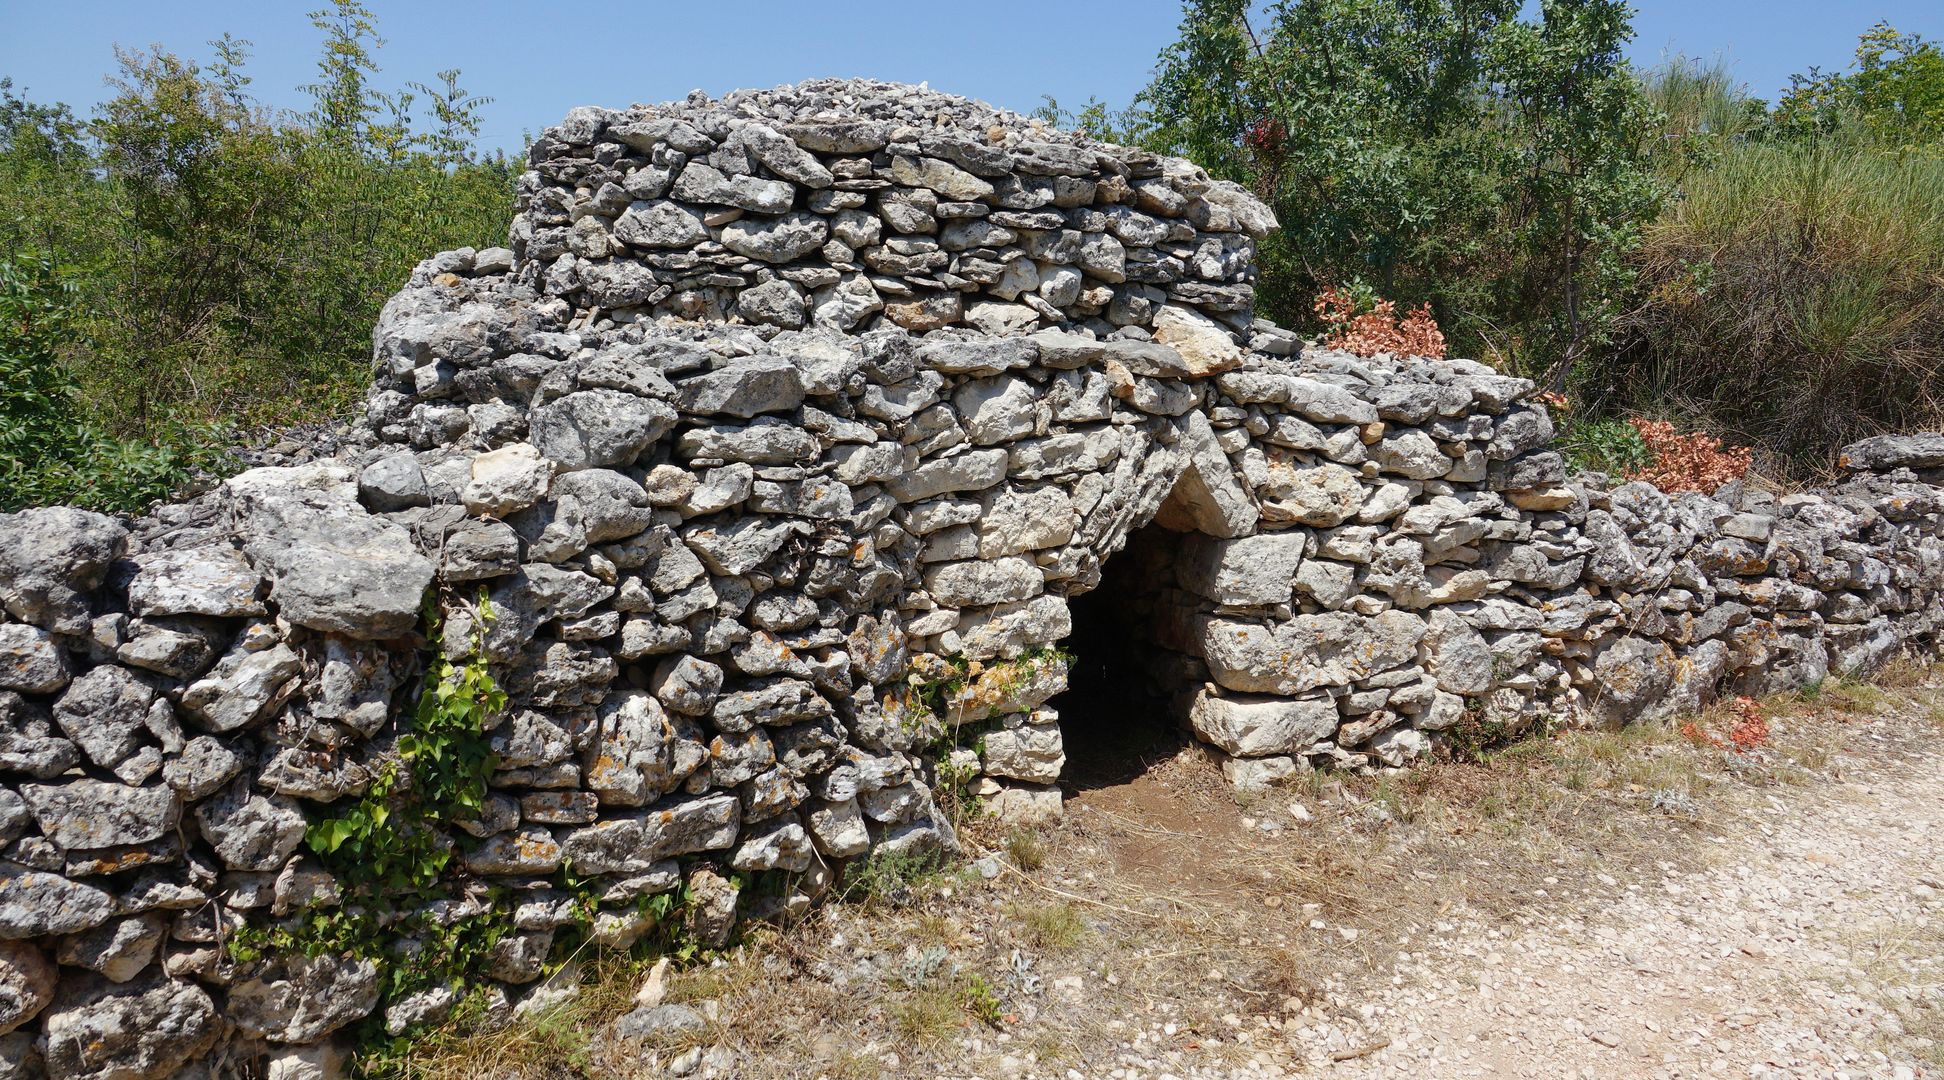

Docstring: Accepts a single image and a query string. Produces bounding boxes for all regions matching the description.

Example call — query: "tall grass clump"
[1608,143,1944,473]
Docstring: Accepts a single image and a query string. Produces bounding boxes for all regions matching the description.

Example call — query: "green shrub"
[0,257,226,512]
[0,3,516,509]
[1607,143,1944,471]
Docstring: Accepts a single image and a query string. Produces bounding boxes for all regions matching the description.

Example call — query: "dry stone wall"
[0,79,1940,1074]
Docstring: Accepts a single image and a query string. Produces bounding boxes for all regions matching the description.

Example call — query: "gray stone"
[583,690,708,807]
[676,355,805,418]
[529,390,678,470]
[0,507,127,634]
[1180,532,1305,607]
[671,162,795,212]
[0,940,52,1034]
[559,792,740,874]
[736,278,807,329]
[739,122,835,186]
[180,642,302,733]
[1259,462,1365,527]
[1199,610,1426,695]
[55,914,166,983]
[21,780,178,851]
[613,199,708,248]
[614,1002,706,1042]
[1839,433,1944,471]
[236,489,435,639]
[0,624,69,695]
[227,954,380,1043]
[53,665,155,769]
[721,212,830,263]
[651,655,724,716]
[0,864,115,937]
[1190,689,1339,757]
[923,557,1043,606]
[125,546,265,618]
[193,784,306,871]
[886,449,1009,502]
[357,452,431,512]
[40,975,219,1078]
[886,156,994,200]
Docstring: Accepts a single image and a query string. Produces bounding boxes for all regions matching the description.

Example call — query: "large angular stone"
[235,487,435,640]
[193,783,306,871]
[0,624,69,695]
[886,155,994,200]
[0,864,115,938]
[1149,305,1242,375]
[720,212,830,263]
[559,792,740,874]
[529,390,678,470]
[1189,689,1339,756]
[886,449,1008,502]
[462,442,555,516]
[1179,532,1305,607]
[612,199,708,248]
[923,557,1043,606]
[227,954,380,1043]
[179,642,301,733]
[1259,462,1365,527]
[125,546,265,618]
[40,975,219,1078]
[1838,433,1944,471]
[52,666,154,769]
[0,940,52,1035]
[21,780,178,851]
[0,507,127,634]
[583,690,708,807]
[676,355,805,418]
[1199,611,1426,695]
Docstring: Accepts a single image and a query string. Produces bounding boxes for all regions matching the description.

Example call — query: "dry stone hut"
[0,80,1939,1073]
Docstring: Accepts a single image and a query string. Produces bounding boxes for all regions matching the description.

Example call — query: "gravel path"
[1289,746,1944,1079]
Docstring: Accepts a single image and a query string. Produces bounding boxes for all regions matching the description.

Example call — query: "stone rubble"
[0,78,1938,1074]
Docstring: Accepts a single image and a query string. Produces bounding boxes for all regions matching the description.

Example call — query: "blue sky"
[3,1,1940,152]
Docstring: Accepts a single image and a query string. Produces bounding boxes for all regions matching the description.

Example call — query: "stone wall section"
[0,80,1939,1073]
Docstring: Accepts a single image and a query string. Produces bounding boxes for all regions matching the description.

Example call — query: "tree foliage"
[1138,0,1664,377]
[0,1,516,512]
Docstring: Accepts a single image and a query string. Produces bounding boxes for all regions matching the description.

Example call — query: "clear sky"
[3,1,1940,153]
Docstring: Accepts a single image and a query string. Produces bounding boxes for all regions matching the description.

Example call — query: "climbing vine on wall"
[306,590,504,891]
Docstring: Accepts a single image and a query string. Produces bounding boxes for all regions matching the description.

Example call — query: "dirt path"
[1310,743,1944,1079]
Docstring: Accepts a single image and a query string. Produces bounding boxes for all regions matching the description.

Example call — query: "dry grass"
[378,661,1943,1079]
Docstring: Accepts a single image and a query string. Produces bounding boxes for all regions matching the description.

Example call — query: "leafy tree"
[1776,23,1944,150]
[1137,0,1664,376]
[0,7,516,511]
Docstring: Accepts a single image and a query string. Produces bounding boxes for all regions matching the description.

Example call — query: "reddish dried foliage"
[1625,418,1754,494]
[1724,696,1771,752]
[1313,286,1447,359]
[1681,696,1770,753]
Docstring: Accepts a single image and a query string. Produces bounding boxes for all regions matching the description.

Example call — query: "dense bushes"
[1609,145,1944,469]
[1120,8,1944,478]
[0,3,515,512]
[1135,0,1664,377]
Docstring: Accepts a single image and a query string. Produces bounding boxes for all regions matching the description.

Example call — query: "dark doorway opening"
[1053,522,1195,792]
